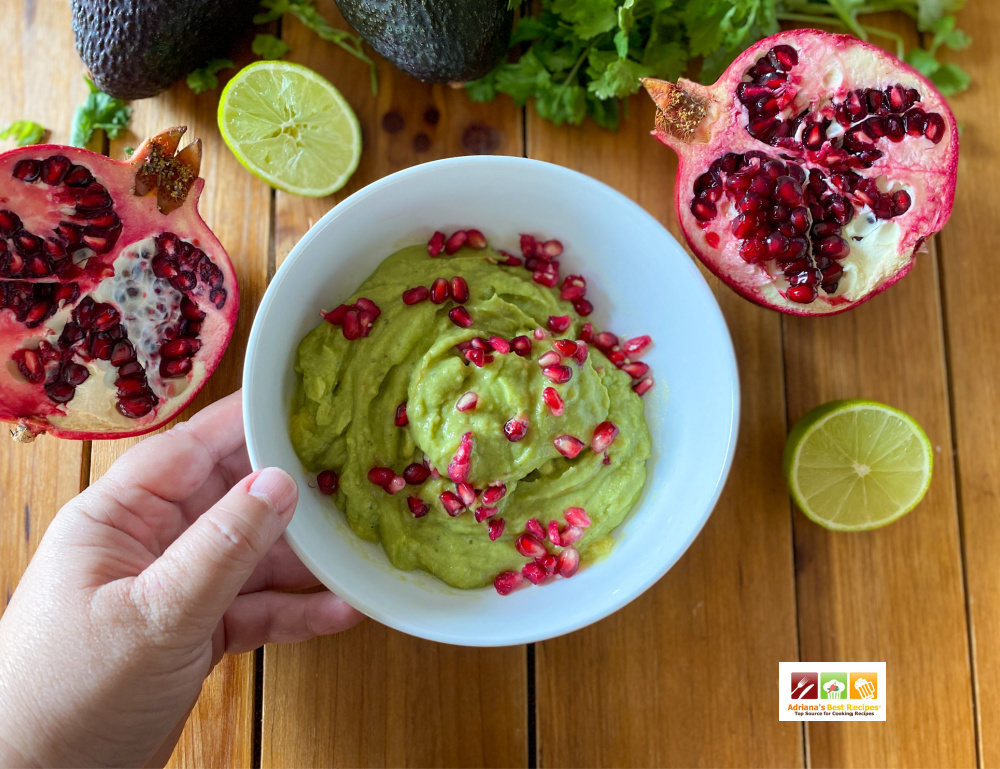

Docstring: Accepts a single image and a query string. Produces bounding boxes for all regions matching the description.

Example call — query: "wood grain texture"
[528,97,802,768]
[784,17,974,768]
[936,1,1000,763]
[0,0,86,619]
[88,35,274,769]
[261,4,528,767]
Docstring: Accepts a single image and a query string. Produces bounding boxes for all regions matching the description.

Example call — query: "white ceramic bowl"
[244,156,738,646]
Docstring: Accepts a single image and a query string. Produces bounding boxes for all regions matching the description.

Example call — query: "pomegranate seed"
[557,547,580,577]
[456,482,477,507]
[449,306,473,328]
[552,339,578,357]
[564,507,591,528]
[355,297,380,319]
[403,463,430,484]
[593,332,618,354]
[522,562,547,585]
[427,231,446,256]
[541,239,563,258]
[537,350,561,368]
[475,506,498,523]
[622,335,652,358]
[386,475,405,495]
[12,349,44,384]
[538,554,559,573]
[568,284,591,309]
[524,518,545,540]
[394,401,408,427]
[560,525,584,546]
[494,569,521,595]
[622,361,650,380]
[448,459,470,484]
[548,315,571,333]
[504,417,528,442]
[924,113,946,143]
[511,336,532,357]
[466,229,487,249]
[450,276,470,303]
[609,349,629,366]
[543,387,565,416]
[481,484,507,506]
[489,336,511,354]
[632,377,655,396]
[316,469,339,495]
[407,497,429,517]
[368,466,395,487]
[554,435,585,458]
[533,328,551,341]
[572,342,589,365]
[547,520,562,546]
[516,534,547,559]
[465,348,486,367]
[591,421,619,453]
[440,491,465,516]
[321,304,349,324]
[423,279,447,306]
[445,230,468,254]
[579,323,594,343]
[402,286,430,305]
[519,233,536,256]
[560,275,586,301]
[488,518,506,541]
[498,250,522,266]
[543,365,573,384]
[342,310,361,340]
[532,271,559,288]
[456,391,478,412]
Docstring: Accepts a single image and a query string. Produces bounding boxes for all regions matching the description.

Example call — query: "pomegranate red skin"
[0,130,238,440]
[643,30,959,316]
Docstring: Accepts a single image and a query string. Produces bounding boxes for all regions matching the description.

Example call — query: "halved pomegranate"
[0,127,237,440]
[642,29,958,315]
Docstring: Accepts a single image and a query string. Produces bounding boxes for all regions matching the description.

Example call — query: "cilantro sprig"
[473,0,971,130]
[0,121,46,147]
[71,77,132,147]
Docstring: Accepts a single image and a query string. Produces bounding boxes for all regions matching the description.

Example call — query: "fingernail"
[249,467,298,515]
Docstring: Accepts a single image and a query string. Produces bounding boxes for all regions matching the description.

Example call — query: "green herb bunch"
[467,0,971,130]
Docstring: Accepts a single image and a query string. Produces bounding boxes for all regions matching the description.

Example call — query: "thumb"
[136,467,298,635]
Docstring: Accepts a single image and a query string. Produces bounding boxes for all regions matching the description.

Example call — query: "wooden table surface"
[1,1,997,766]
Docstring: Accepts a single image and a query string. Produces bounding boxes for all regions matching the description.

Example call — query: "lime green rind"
[783,399,933,532]
[217,61,362,198]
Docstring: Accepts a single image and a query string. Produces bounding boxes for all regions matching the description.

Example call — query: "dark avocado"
[335,0,513,83]
[71,0,257,100]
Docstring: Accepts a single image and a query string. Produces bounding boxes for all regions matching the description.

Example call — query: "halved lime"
[783,400,933,531]
[217,61,361,197]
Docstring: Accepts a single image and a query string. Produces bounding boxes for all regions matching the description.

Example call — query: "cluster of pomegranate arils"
[3,156,121,280]
[314,228,656,594]
[320,296,382,339]
[690,44,945,303]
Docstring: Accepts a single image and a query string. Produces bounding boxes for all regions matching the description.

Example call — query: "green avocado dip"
[290,241,652,589]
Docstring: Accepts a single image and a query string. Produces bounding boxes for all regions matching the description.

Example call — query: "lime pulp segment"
[218,61,361,197]
[785,400,933,531]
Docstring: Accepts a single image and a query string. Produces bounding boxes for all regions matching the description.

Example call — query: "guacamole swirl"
[290,243,652,589]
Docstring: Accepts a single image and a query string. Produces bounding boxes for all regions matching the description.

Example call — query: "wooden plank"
[88,36,273,769]
[935,1,1000,763]
[0,0,86,619]
[528,97,802,767]
[784,17,975,767]
[260,3,528,767]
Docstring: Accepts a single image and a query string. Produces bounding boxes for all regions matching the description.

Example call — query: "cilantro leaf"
[252,33,291,60]
[930,61,971,96]
[551,0,618,40]
[465,72,499,102]
[586,50,650,100]
[186,59,234,95]
[0,120,46,147]
[71,77,132,148]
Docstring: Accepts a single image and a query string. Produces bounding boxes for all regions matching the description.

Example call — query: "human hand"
[0,391,362,767]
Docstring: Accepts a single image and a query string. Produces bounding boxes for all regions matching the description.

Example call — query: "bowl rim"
[243,155,740,646]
